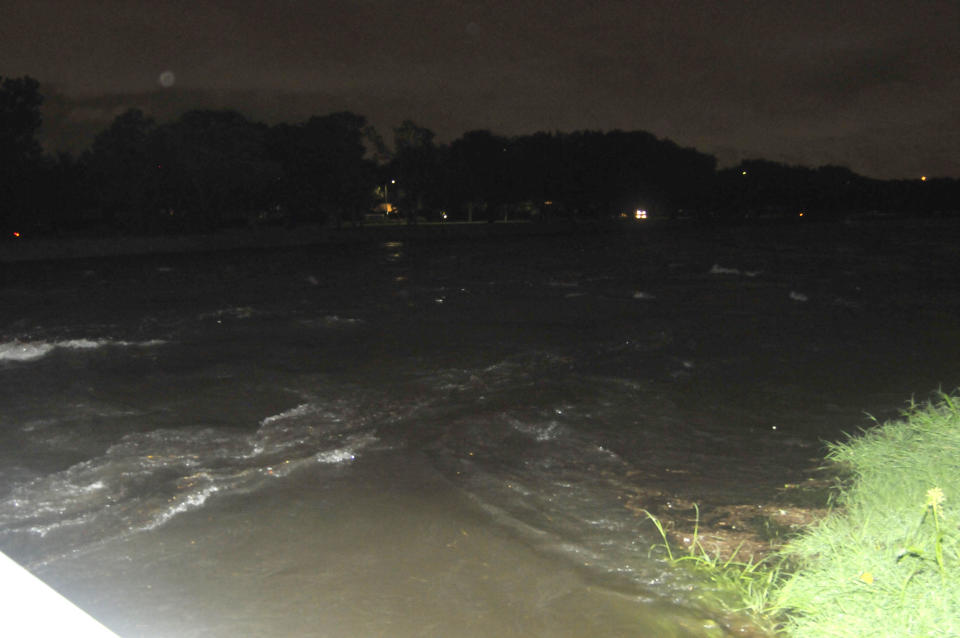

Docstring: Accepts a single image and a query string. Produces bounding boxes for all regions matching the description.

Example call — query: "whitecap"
[199,307,256,321]
[260,403,315,427]
[141,483,222,531]
[0,338,165,363]
[315,435,376,464]
[58,339,105,349]
[0,342,55,362]
[709,263,740,275]
[709,264,761,277]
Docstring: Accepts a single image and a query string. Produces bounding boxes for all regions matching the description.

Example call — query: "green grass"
[643,505,786,629]
[646,391,960,637]
[773,393,960,637]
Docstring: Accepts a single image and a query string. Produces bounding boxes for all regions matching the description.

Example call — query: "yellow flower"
[859,571,874,585]
[926,487,945,516]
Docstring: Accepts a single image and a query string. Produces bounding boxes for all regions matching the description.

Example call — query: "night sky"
[3,0,958,179]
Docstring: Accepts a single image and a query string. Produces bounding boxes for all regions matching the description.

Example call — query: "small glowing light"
[635,209,648,220]
[158,70,176,88]
[798,211,805,217]
[12,231,21,238]
[921,176,927,181]
[544,200,553,205]
[441,211,448,220]
[741,170,747,176]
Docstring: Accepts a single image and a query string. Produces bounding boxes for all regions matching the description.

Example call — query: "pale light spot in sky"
[158,70,176,88]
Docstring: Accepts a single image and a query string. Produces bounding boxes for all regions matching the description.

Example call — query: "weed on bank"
[648,392,960,637]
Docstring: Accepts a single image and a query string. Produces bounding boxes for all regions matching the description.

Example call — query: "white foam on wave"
[0,342,55,362]
[315,434,376,464]
[0,400,380,563]
[710,263,761,277]
[0,339,165,363]
[296,316,364,329]
[141,481,223,531]
[512,420,563,442]
[260,402,315,427]
[199,306,257,321]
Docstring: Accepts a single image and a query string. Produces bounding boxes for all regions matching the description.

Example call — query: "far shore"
[0,219,621,264]
[5,214,959,264]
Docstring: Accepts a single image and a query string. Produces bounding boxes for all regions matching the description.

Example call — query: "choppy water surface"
[2,220,959,637]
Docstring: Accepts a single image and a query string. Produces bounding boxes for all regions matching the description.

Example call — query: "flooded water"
[2,219,959,637]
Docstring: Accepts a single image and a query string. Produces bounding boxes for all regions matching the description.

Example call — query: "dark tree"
[503,132,563,219]
[715,159,810,219]
[362,124,391,165]
[391,120,441,222]
[807,165,863,216]
[30,152,89,233]
[85,109,162,231]
[159,109,279,231]
[269,111,374,228]
[448,130,510,221]
[0,75,44,233]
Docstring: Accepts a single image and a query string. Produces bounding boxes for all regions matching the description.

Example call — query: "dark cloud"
[3,0,958,178]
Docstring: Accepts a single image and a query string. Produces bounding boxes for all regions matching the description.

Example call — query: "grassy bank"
[650,392,960,636]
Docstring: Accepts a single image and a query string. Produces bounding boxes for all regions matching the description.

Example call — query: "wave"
[709,263,761,277]
[0,400,377,566]
[297,315,364,328]
[0,339,165,363]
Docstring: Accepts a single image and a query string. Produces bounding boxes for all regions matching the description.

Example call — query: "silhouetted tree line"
[2,75,959,237]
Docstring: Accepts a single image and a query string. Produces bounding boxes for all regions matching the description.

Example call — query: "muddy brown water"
[1,217,958,636]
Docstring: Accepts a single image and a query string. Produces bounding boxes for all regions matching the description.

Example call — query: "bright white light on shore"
[635,209,647,220]
[158,70,176,88]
